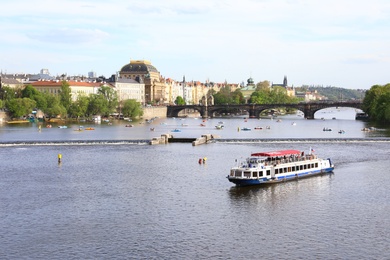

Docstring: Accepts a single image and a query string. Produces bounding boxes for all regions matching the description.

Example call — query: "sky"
[1,0,390,89]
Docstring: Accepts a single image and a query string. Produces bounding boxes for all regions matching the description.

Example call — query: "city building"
[240,77,257,103]
[0,77,24,90]
[295,89,326,101]
[164,78,183,105]
[119,60,166,105]
[107,75,145,104]
[272,76,295,97]
[28,80,104,101]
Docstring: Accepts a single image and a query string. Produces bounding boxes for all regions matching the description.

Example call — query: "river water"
[1,108,390,259]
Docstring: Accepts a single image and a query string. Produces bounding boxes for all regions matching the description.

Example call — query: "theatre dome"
[120,60,159,74]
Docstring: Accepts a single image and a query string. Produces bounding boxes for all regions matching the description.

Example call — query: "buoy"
[198,158,203,164]
[58,154,62,163]
[203,157,207,163]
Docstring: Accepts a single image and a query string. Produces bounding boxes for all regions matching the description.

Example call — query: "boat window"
[304,165,307,169]
[253,171,258,178]
[311,164,315,168]
[284,167,287,173]
[259,171,263,177]
[275,169,279,174]
[244,171,251,178]
[234,171,242,177]
[288,167,291,172]
[308,164,311,169]
[292,166,296,171]
[315,163,318,167]
[266,170,270,176]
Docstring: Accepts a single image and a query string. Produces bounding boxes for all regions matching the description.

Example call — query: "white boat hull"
[227,150,334,187]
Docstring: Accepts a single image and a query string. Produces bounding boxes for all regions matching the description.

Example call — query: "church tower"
[283,76,287,88]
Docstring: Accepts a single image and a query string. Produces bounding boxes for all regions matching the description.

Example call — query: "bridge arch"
[166,101,364,119]
[166,105,204,118]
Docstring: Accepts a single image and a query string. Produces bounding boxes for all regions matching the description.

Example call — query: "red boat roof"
[251,150,301,157]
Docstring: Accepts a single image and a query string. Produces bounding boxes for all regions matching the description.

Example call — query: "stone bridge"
[166,101,364,119]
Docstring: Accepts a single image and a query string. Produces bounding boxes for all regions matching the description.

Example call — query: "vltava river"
[1,109,389,259]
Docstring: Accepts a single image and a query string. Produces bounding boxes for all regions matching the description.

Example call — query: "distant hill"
[296,86,366,101]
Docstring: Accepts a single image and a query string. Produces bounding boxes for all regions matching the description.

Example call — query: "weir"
[168,137,196,143]
[1,138,389,147]
[149,134,216,146]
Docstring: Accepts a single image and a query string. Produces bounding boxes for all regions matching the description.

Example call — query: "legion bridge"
[167,101,364,119]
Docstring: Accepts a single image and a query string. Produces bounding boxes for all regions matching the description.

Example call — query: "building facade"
[119,60,166,105]
[108,76,145,104]
[28,80,104,101]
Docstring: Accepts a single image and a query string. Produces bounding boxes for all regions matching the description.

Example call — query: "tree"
[44,94,66,118]
[59,81,72,116]
[363,84,390,123]
[175,96,185,105]
[1,86,17,101]
[98,86,118,115]
[21,85,48,111]
[250,86,298,104]
[122,99,143,118]
[34,94,48,111]
[250,90,271,104]
[21,85,40,99]
[231,89,245,104]
[256,81,271,91]
[69,95,89,118]
[212,86,244,105]
[87,94,108,116]
[269,86,288,103]
[6,98,36,118]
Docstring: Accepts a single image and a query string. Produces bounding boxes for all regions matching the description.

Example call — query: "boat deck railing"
[242,154,317,168]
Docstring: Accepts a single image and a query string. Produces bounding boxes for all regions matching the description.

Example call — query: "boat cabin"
[231,150,321,179]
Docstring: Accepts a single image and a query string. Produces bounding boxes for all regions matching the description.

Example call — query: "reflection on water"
[1,108,390,143]
[0,114,389,259]
[228,172,335,207]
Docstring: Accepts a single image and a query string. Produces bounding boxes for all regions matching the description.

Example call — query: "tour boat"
[227,149,334,186]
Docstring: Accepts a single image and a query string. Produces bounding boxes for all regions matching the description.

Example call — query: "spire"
[283,76,287,87]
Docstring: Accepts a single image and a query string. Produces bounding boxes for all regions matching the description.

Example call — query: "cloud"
[126,1,216,15]
[343,55,385,64]
[27,28,110,44]
[2,0,390,88]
